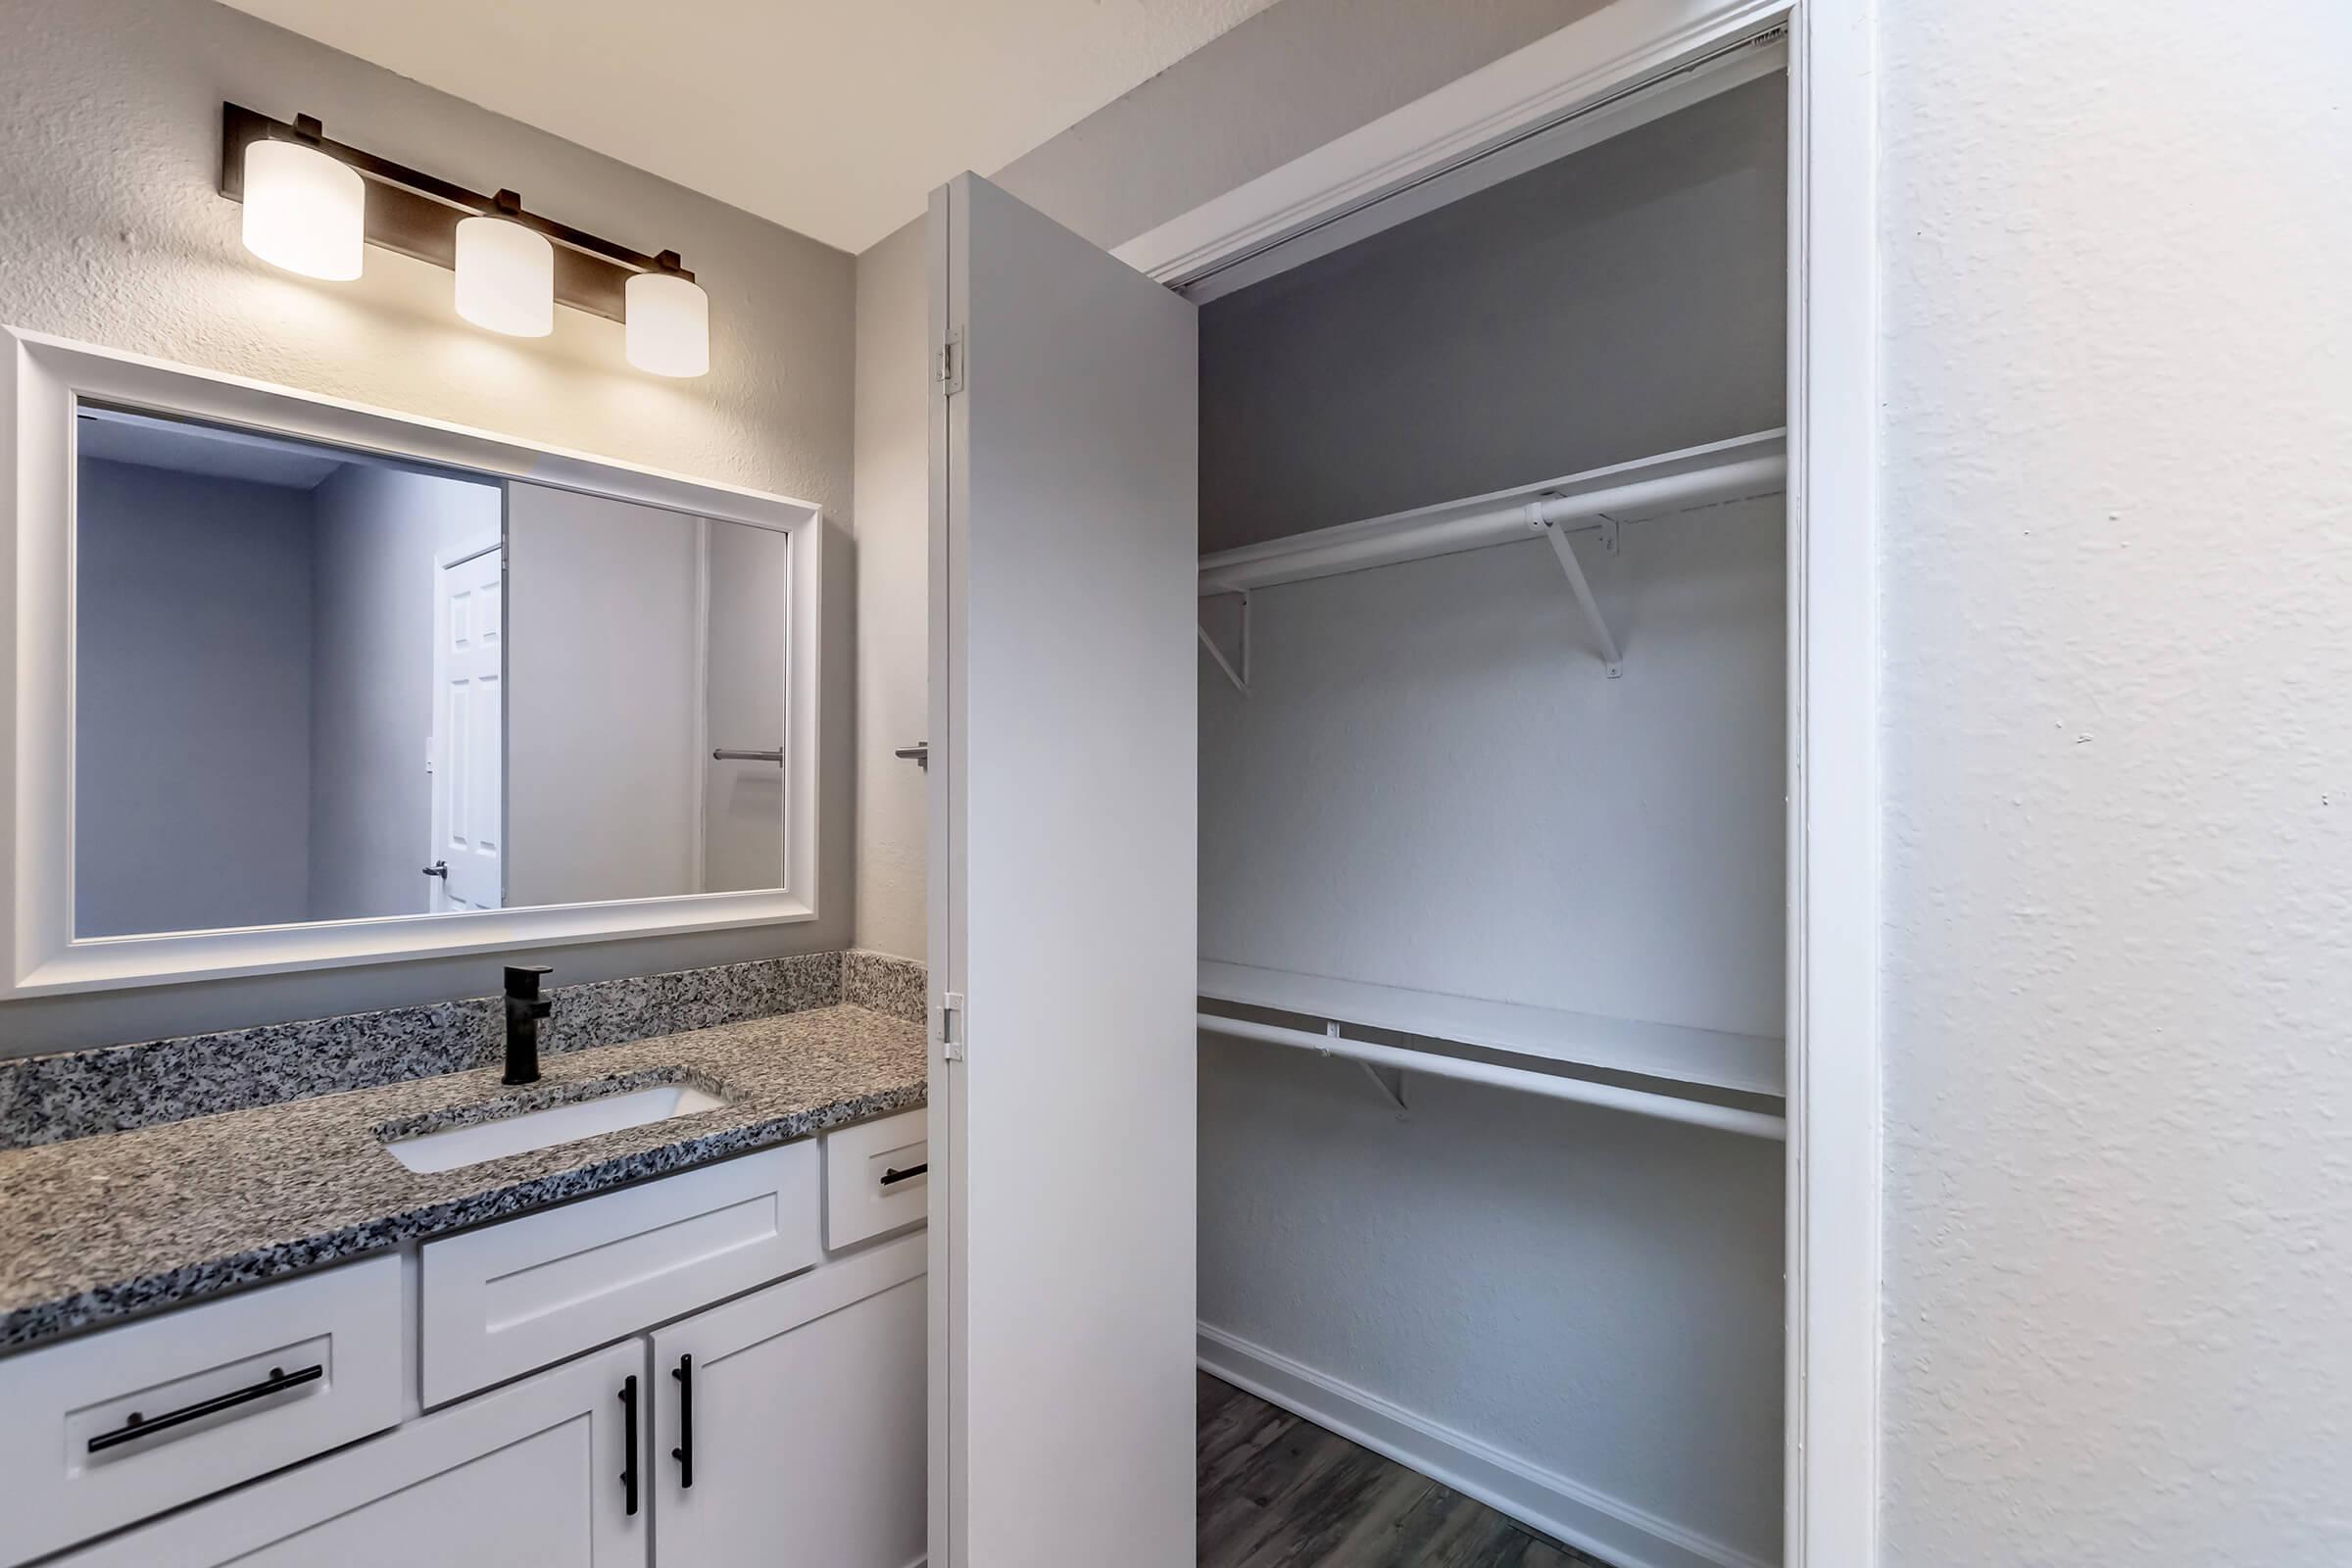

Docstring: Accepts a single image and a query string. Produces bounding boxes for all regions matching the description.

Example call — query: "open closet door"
[926,172,1199,1566]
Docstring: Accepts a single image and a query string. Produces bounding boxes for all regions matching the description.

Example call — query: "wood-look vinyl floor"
[1198,1373,1612,1568]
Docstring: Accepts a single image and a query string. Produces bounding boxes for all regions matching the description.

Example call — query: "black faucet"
[504,964,554,1085]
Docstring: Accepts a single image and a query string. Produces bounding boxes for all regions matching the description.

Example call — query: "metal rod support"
[1358,1059,1410,1114]
[711,747,785,764]
[1534,504,1623,677]
[1197,589,1250,696]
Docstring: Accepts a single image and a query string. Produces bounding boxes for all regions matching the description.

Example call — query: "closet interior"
[1190,59,1791,1568]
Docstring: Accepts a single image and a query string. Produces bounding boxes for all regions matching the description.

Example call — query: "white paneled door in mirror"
[2,328,822,995]
[926,172,1199,1567]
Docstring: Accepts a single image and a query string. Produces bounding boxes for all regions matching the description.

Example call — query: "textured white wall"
[0,0,855,1053]
[1878,1,2352,1561]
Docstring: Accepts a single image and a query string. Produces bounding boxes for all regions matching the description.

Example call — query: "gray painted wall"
[505,484,703,906]
[308,464,502,922]
[74,460,318,938]
[0,0,855,1053]
[851,222,932,961]
[1201,77,1783,553]
[1193,83,1786,1563]
[990,0,1611,252]
[702,519,792,894]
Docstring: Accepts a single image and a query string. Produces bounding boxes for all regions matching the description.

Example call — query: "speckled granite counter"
[0,1004,927,1350]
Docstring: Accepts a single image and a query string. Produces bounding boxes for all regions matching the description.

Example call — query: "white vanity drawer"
[419,1143,819,1406]
[0,1252,403,1568]
[824,1108,928,1250]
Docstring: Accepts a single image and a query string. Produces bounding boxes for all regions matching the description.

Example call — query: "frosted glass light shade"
[454,216,555,337]
[625,271,710,377]
[241,139,365,280]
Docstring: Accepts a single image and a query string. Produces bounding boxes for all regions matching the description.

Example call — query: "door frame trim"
[1116,4,1881,1563]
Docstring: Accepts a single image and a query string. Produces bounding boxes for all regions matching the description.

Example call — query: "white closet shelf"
[1198,960,1786,1100]
[1196,428,1787,597]
[1195,429,1785,687]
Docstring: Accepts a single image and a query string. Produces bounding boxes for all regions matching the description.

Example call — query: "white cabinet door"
[653,1235,927,1568]
[58,1342,647,1568]
[927,172,1199,1567]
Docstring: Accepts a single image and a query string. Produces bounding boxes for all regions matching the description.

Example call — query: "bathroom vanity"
[0,319,933,1568]
[0,983,929,1567]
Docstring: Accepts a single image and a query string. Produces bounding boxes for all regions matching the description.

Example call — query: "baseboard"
[1197,1322,1773,1568]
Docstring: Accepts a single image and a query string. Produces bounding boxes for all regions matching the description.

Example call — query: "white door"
[431,543,504,911]
[56,1343,646,1567]
[927,172,1199,1567]
[652,1237,927,1568]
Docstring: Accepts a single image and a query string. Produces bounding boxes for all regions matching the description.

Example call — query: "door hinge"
[939,991,965,1060]
[938,326,964,397]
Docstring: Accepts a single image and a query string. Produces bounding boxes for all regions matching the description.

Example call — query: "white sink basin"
[383,1082,728,1174]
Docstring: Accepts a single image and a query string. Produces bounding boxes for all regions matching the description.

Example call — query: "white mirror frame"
[0,327,823,997]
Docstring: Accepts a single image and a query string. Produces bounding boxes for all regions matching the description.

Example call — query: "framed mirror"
[2,328,822,995]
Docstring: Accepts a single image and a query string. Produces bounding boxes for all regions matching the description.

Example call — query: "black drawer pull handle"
[670,1354,694,1489]
[618,1375,639,1516]
[88,1363,323,1454]
[880,1162,928,1188]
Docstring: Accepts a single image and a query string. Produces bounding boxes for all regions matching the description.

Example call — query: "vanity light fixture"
[239,119,366,280]
[219,105,707,376]
[455,192,556,337]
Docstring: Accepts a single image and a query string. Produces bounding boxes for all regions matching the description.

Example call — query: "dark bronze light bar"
[217,104,691,325]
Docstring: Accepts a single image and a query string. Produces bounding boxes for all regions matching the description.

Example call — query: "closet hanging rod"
[1198,429,1786,596]
[1197,1012,1788,1141]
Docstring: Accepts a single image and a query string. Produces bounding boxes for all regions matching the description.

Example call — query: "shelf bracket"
[1314,1020,1408,1116]
[1530,501,1623,678]
[1197,588,1250,696]
[1358,1060,1409,1117]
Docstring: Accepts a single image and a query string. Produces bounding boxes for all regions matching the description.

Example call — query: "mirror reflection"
[74,406,791,939]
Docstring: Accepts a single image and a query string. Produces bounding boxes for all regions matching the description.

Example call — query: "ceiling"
[218,0,1284,255]
[78,410,354,489]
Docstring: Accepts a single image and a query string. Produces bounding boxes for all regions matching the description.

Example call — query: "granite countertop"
[0,1003,927,1351]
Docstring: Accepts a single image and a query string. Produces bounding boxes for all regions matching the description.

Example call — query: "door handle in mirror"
[421,861,449,879]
